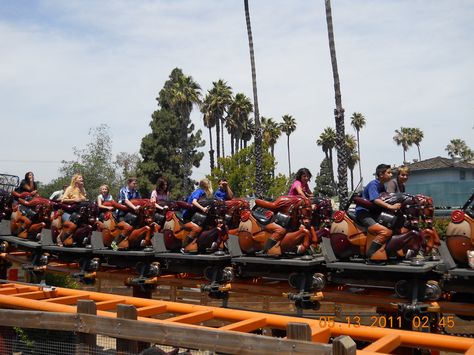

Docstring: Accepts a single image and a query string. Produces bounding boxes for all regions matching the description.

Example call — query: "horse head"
[310,196,333,228]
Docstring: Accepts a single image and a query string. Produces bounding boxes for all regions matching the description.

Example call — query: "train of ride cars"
[0,177,473,312]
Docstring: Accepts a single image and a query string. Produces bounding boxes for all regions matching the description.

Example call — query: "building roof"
[406,156,474,171]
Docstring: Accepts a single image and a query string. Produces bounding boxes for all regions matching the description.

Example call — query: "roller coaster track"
[2,250,474,319]
[0,281,473,354]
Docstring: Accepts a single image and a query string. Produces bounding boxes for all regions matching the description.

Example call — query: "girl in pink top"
[288,168,313,198]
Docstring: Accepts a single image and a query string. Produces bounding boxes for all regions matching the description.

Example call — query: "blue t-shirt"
[118,186,141,204]
[355,179,385,214]
[186,188,206,204]
[214,188,228,201]
[184,188,206,219]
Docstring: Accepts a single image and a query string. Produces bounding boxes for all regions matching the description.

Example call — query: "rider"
[386,165,409,193]
[184,178,213,219]
[288,168,313,198]
[355,164,401,261]
[214,178,233,201]
[118,177,141,213]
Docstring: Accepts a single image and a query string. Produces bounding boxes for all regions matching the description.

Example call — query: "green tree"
[410,127,424,161]
[56,124,118,197]
[226,92,253,156]
[280,114,297,177]
[350,112,366,183]
[244,0,264,197]
[316,127,336,187]
[343,134,358,191]
[314,157,336,197]
[393,127,413,163]
[115,152,140,183]
[208,144,288,199]
[324,0,348,208]
[204,80,233,162]
[159,68,202,192]
[201,94,216,170]
[445,139,474,162]
[139,69,205,198]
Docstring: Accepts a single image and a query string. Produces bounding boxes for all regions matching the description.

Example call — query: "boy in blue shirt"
[355,164,401,261]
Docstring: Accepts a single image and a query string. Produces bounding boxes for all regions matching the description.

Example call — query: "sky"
[1,0,473,190]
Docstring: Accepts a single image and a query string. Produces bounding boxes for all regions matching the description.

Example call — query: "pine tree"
[138,69,205,198]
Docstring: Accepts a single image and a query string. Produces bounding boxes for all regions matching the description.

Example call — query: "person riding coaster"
[328,192,440,262]
[52,201,99,247]
[96,199,158,251]
[10,196,54,240]
[229,195,319,256]
[161,198,228,254]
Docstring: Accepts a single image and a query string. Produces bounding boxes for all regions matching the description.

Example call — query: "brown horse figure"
[229,195,314,255]
[446,193,474,266]
[54,201,98,247]
[0,190,14,221]
[10,197,53,240]
[184,198,228,253]
[161,199,227,253]
[328,193,439,261]
[96,199,157,250]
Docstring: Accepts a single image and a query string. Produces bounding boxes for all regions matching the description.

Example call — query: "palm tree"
[324,0,348,208]
[207,80,233,163]
[167,72,202,191]
[261,117,281,157]
[343,134,358,191]
[240,116,254,149]
[350,112,366,183]
[280,114,297,177]
[244,0,264,197]
[410,127,424,161]
[316,127,336,187]
[446,139,474,161]
[393,127,412,163]
[227,93,253,155]
[201,94,216,170]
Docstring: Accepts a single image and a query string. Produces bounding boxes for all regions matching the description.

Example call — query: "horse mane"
[274,195,308,210]
[225,198,250,210]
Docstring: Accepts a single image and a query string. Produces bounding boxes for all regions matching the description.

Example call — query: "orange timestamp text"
[315,315,456,329]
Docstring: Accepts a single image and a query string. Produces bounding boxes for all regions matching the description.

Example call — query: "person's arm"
[97,195,113,210]
[124,198,139,212]
[225,184,234,199]
[192,199,208,213]
[374,198,401,212]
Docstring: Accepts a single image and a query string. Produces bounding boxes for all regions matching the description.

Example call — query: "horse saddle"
[252,207,274,225]
[19,205,37,220]
[274,212,291,228]
[191,212,207,227]
[154,212,165,225]
[69,212,82,225]
[124,212,138,226]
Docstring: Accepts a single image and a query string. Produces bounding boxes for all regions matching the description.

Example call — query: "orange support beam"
[0,282,472,354]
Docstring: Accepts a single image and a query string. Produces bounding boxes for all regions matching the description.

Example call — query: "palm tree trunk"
[417,144,421,161]
[208,127,215,170]
[350,168,354,191]
[230,134,235,156]
[221,117,225,157]
[403,148,406,164]
[244,0,264,197]
[356,130,362,183]
[287,134,291,177]
[215,118,221,160]
[325,0,348,208]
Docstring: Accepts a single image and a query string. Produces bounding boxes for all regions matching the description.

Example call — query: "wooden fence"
[0,301,356,355]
